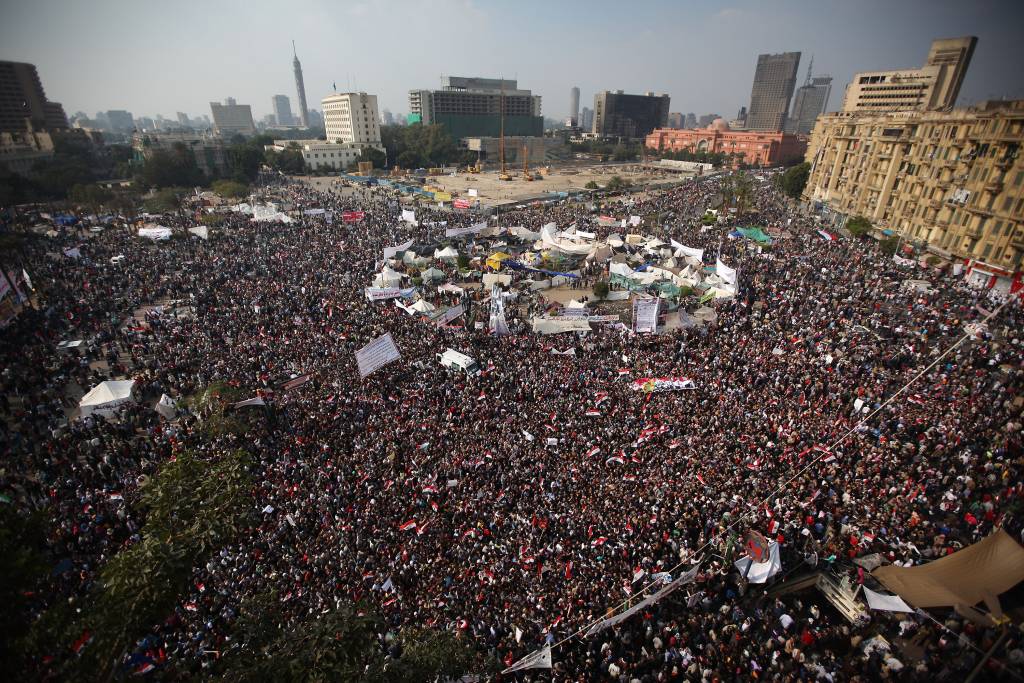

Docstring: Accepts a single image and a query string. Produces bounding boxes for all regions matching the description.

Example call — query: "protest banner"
[355,333,401,378]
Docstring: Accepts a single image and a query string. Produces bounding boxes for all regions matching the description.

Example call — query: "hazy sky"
[2,0,1023,123]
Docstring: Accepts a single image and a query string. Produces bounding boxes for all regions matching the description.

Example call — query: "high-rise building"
[667,112,685,129]
[842,36,977,113]
[176,112,190,127]
[697,114,721,128]
[106,110,135,133]
[747,51,801,131]
[209,99,256,137]
[785,58,832,135]
[569,86,580,126]
[321,92,382,150]
[684,113,698,129]
[592,91,670,138]
[292,41,310,128]
[272,95,294,127]
[580,107,594,131]
[409,77,543,140]
[0,61,67,133]
[382,109,395,126]
[803,99,1024,274]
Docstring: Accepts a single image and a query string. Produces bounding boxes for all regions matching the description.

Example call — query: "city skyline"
[2,0,1023,125]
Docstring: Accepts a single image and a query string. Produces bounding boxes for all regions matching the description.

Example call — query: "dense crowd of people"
[1,169,1022,681]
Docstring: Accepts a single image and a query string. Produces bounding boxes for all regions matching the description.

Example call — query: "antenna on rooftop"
[292,39,297,58]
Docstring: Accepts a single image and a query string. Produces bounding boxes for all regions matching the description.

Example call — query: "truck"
[436,348,480,376]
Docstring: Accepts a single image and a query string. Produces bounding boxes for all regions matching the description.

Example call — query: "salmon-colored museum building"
[645,118,806,167]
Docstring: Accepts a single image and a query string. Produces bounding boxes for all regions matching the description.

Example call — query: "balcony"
[964,225,983,239]
[984,179,1004,193]
[966,204,994,217]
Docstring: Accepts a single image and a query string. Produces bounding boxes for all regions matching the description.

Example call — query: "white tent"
[421,267,446,283]
[510,226,541,241]
[79,380,136,418]
[434,246,459,262]
[565,299,588,309]
[438,283,464,295]
[539,223,593,256]
[188,226,209,240]
[409,298,436,314]
[372,266,403,288]
[154,394,178,419]
[402,250,430,267]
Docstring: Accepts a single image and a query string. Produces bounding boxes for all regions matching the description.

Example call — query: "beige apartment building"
[803,100,1024,272]
[842,36,976,113]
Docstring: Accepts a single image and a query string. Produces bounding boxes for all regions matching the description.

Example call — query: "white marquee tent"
[79,380,136,419]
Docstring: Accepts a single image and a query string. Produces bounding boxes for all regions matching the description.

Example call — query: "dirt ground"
[426,165,695,207]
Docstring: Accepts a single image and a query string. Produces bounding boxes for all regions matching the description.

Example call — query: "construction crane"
[498,79,512,181]
[522,143,534,181]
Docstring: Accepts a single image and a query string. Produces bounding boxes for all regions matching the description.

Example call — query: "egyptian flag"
[696,473,707,486]
[606,455,625,466]
[591,536,608,547]
[585,446,601,458]
[564,561,573,579]
[586,409,601,417]
[399,519,417,532]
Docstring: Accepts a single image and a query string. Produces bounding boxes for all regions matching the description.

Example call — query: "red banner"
[342,211,365,223]
[453,199,471,209]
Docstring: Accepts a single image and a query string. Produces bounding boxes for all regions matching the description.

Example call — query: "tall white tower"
[293,40,310,128]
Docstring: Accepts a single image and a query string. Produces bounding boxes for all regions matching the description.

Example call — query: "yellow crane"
[498,79,512,181]
[522,143,534,181]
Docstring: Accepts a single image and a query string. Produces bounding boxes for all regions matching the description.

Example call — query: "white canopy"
[421,267,446,283]
[438,283,464,295]
[565,299,588,309]
[372,266,403,288]
[188,226,209,240]
[409,298,436,313]
[540,223,594,256]
[434,246,459,261]
[79,380,136,418]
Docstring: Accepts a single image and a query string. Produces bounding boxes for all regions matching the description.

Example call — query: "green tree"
[778,162,811,200]
[68,183,113,213]
[226,142,264,182]
[22,445,254,680]
[267,143,307,175]
[140,143,205,188]
[846,215,873,238]
[605,175,628,192]
[0,506,49,673]
[584,180,599,189]
[210,179,249,198]
[593,279,610,299]
[361,147,387,169]
[143,187,187,214]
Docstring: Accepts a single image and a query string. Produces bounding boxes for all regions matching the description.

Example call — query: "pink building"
[645,118,806,167]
